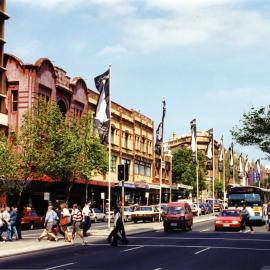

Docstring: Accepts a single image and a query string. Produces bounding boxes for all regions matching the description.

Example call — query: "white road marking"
[245,230,251,233]
[154,268,162,270]
[127,236,270,242]
[44,262,77,270]
[86,243,270,251]
[121,246,144,252]
[200,229,210,232]
[195,247,210,255]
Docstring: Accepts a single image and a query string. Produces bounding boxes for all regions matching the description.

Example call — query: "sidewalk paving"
[0,214,215,258]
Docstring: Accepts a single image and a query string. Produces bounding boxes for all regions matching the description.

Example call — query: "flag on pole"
[218,135,224,172]
[229,143,234,175]
[244,155,249,185]
[206,129,213,170]
[238,153,243,177]
[155,98,166,155]
[190,119,197,164]
[94,69,110,145]
[255,159,261,181]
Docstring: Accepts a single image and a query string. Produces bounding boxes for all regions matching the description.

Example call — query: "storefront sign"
[44,192,50,201]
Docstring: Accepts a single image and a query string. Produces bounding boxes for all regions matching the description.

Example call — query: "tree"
[172,147,207,197]
[214,178,223,199]
[16,97,108,202]
[231,105,270,157]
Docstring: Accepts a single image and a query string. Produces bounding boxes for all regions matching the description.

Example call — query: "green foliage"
[214,178,224,199]
[231,105,270,157]
[172,148,207,196]
[1,97,108,198]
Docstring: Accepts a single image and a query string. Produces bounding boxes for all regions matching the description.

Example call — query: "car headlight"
[215,220,222,224]
[232,221,239,224]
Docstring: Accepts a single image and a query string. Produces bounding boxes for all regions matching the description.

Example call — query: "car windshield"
[228,193,261,207]
[220,211,240,217]
[166,207,183,215]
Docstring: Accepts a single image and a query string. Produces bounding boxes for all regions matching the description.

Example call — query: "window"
[124,132,129,148]
[111,156,117,172]
[140,162,145,176]
[146,163,151,177]
[142,138,145,152]
[111,128,115,145]
[12,90,18,112]
[135,160,139,175]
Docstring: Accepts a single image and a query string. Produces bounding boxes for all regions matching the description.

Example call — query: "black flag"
[229,143,234,175]
[190,119,197,164]
[155,98,166,155]
[94,69,110,145]
[218,135,224,172]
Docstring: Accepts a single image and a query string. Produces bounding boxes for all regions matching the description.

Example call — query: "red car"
[163,202,193,232]
[21,208,44,230]
[215,209,243,231]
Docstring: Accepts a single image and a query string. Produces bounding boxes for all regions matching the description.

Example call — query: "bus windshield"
[228,193,261,207]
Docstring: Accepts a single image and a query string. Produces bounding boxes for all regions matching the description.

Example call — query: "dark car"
[163,202,193,232]
[199,204,207,215]
[21,208,44,230]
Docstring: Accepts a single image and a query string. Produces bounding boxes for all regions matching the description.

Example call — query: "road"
[1,220,270,270]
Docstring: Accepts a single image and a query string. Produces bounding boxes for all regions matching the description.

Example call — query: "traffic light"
[118,164,129,181]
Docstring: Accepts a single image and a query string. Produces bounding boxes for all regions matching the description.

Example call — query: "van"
[163,202,193,232]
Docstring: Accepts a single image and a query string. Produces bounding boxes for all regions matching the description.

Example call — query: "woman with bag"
[60,203,71,242]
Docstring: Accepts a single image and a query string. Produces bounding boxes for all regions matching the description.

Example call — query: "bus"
[227,186,270,223]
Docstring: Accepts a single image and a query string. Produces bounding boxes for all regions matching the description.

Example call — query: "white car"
[105,207,133,222]
[191,204,202,216]
[90,208,106,222]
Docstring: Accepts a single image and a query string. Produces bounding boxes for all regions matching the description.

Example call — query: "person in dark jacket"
[16,207,22,239]
[241,204,253,232]
[10,207,18,240]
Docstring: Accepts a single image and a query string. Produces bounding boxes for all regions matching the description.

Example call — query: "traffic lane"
[1,230,270,270]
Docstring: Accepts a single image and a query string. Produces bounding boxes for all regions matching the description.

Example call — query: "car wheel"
[133,220,137,223]
[164,226,170,232]
[102,216,105,222]
[189,224,192,231]
[29,222,34,230]
[215,227,219,232]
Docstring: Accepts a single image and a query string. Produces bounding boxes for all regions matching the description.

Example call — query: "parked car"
[21,208,44,230]
[90,208,106,223]
[215,209,243,231]
[208,199,223,212]
[163,202,193,232]
[131,206,159,223]
[191,203,202,216]
[123,206,133,222]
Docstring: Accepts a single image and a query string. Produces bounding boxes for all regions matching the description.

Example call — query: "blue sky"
[6,0,270,164]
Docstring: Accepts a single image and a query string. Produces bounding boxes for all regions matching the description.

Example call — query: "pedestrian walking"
[10,207,19,240]
[241,204,253,232]
[266,202,270,231]
[3,206,12,241]
[82,202,91,237]
[71,204,86,245]
[16,207,22,240]
[38,205,59,242]
[59,203,71,242]
[107,206,123,247]
[0,208,6,242]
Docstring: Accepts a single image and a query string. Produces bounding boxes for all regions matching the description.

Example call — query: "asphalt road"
[1,220,270,270]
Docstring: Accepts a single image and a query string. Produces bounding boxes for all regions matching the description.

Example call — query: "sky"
[6,0,270,164]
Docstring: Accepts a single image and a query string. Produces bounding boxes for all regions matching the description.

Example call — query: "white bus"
[227,186,270,223]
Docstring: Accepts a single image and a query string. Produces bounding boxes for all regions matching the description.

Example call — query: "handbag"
[60,216,70,226]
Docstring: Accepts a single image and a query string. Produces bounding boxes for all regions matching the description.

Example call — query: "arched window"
[57,100,67,115]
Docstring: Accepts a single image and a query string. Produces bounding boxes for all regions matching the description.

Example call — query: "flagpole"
[159,97,166,222]
[222,136,226,201]
[108,64,112,230]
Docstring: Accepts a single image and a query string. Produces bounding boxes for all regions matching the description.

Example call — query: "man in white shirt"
[3,207,12,241]
[82,202,91,237]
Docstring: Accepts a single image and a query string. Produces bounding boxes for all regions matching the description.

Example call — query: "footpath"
[0,214,215,258]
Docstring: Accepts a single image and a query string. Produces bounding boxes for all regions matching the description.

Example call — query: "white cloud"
[11,39,41,61]
[98,45,128,56]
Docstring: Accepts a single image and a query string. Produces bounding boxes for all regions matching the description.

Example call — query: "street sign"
[44,192,50,201]
[101,192,105,200]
